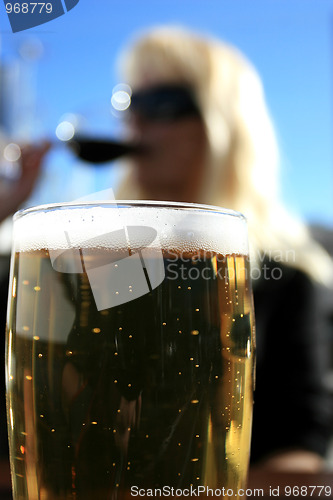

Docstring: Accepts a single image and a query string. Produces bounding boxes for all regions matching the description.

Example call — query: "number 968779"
[6,3,53,14]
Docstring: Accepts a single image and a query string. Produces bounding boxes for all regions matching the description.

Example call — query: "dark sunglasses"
[129,85,201,122]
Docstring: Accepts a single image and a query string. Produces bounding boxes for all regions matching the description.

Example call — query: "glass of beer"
[6,200,255,500]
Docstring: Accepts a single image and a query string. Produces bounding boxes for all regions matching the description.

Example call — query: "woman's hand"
[0,141,51,223]
[252,449,325,473]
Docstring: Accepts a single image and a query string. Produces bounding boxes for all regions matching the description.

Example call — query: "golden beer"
[6,202,255,499]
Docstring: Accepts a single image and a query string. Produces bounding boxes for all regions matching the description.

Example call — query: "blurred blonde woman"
[116,25,333,472]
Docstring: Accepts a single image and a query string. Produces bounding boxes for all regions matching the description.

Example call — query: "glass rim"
[13,200,245,222]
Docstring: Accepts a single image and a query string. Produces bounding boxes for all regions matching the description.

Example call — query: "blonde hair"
[116,25,333,285]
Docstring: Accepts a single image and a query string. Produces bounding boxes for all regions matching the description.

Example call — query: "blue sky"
[0,0,332,226]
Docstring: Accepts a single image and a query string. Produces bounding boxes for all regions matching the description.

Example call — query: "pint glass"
[6,201,255,499]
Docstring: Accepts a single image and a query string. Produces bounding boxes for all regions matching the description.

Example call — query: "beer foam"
[13,202,249,255]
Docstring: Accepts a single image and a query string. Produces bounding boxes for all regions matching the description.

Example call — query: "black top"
[250,258,333,463]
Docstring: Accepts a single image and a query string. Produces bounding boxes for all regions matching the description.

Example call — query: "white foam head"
[13,201,249,255]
